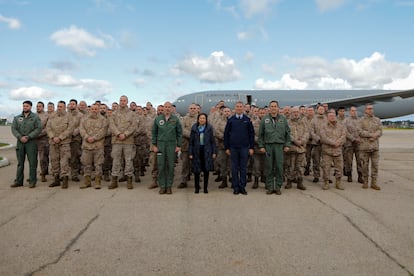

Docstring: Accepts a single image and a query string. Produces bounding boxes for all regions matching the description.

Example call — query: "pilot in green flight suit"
[258,100,291,195]
[11,100,42,188]
[151,102,182,194]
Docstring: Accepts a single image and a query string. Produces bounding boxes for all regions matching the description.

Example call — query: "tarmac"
[0,125,413,276]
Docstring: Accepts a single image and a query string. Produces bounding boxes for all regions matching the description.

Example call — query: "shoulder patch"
[18,117,24,122]
[265,118,270,123]
[159,119,165,126]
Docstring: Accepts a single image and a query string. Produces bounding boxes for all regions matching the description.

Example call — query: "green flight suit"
[258,114,291,190]
[11,111,42,185]
[152,114,182,188]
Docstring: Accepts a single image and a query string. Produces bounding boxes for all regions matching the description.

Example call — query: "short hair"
[197,113,208,125]
[23,100,32,106]
[37,101,44,107]
[58,100,66,105]
[69,99,78,104]
[269,100,279,107]
[48,102,54,106]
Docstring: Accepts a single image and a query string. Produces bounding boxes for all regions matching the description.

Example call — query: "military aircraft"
[173,89,414,119]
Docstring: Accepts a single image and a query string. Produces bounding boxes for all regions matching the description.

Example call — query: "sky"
[1,0,414,120]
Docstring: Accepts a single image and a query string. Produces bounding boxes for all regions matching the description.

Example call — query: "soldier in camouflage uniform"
[214,106,232,188]
[133,106,149,183]
[108,95,137,189]
[343,106,363,183]
[46,100,74,188]
[178,104,198,188]
[320,111,346,190]
[251,108,265,189]
[11,100,42,188]
[79,104,108,189]
[68,99,84,182]
[358,104,382,190]
[303,106,314,176]
[309,105,327,183]
[36,101,49,182]
[285,107,309,190]
[100,104,112,181]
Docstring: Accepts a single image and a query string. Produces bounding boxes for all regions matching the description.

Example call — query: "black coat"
[189,123,217,173]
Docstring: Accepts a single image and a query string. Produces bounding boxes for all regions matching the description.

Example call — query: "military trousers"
[286,151,305,181]
[156,142,177,188]
[50,143,71,177]
[321,153,343,181]
[81,148,104,176]
[111,144,135,177]
[359,150,379,180]
[36,135,49,175]
[343,144,362,176]
[15,139,38,185]
[264,143,284,190]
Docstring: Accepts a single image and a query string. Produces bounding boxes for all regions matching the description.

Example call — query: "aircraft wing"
[313,88,414,109]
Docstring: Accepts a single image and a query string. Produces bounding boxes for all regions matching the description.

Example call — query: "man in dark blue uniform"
[224,101,254,195]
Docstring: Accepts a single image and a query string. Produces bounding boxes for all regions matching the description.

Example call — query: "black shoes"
[10,182,23,188]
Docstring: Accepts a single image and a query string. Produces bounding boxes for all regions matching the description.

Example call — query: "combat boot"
[159,187,166,194]
[177,182,187,189]
[214,175,223,182]
[335,178,344,190]
[148,178,158,189]
[370,178,381,190]
[127,176,133,189]
[166,187,172,194]
[134,172,141,183]
[362,177,368,189]
[322,180,329,190]
[118,175,127,182]
[95,176,101,189]
[285,179,292,189]
[103,172,110,182]
[358,173,364,184]
[304,167,310,176]
[62,176,69,189]
[218,177,228,189]
[347,173,352,183]
[247,173,252,183]
[41,174,47,182]
[252,176,259,189]
[108,176,118,189]
[297,177,306,190]
[49,175,61,187]
[80,175,92,189]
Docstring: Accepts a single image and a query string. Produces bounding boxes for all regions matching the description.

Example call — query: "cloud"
[133,78,145,88]
[255,74,308,89]
[50,25,107,57]
[33,70,112,100]
[316,0,346,12]
[384,64,414,90]
[9,86,54,100]
[0,14,21,29]
[78,79,112,100]
[237,32,250,40]
[239,0,279,18]
[174,51,241,83]
[255,52,413,90]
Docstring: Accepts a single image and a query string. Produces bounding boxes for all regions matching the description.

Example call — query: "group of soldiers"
[10,95,382,194]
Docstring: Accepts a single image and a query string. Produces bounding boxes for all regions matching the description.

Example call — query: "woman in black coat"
[189,113,217,193]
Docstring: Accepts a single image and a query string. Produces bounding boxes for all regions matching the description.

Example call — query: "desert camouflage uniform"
[343,115,362,180]
[320,120,346,183]
[69,109,83,179]
[180,112,197,186]
[134,114,150,181]
[310,114,327,179]
[286,116,309,185]
[46,111,74,177]
[252,116,265,184]
[36,110,49,176]
[214,113,230,186]
[80,113,108,177]
[358,113,382,185]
